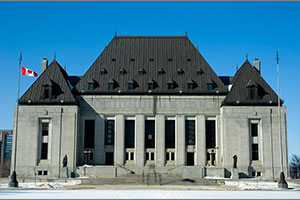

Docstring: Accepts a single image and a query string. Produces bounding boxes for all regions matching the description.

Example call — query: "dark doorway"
[105,152,114,165]
[186,152,194,166]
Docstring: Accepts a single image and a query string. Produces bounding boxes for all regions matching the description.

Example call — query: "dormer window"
[167,79,175,90]
[111,58,116,62]
[187,79,194,90]
[196,68,204,75]
[120,68,127,75]
[88,79,96,90]
[128,79,136,90]
[168,58,172,62]
[149,58,154,62]
[207,83,213,90]
[100,68,107,75]
[147,79,155,90]
[139,68,145,75]
[158,68,165,75]
[108,79,115,90]
[177,68,184,75]
[42,79,53,99]
[130,58,135,62]
[128,83,133,89]
[88,83,94,90]
[246,79,258,100]
[187,58,191,62]
[44,87,50,99]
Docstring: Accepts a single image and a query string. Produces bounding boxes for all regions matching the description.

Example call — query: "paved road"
[0,189,299,199]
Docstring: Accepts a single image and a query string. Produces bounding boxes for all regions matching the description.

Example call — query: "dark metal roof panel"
[75,36,228,95]
[19,60,77,105]
[223,60,281,105]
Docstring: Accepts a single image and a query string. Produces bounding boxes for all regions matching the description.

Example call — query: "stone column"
[196,115,206,166]
[135,115,145,166]
[155,115,165,166]
[176,115,185,166]
[94,115,105,165]
[115,115,125,165]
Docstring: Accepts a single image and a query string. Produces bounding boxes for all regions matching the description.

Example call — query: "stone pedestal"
[61,167,68,178]
[231,168,239,180]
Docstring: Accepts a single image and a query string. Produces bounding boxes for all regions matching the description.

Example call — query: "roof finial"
[236,64,238,71]
[185,31,187,37]
[276,50,279,65]
[115,29,117,37]
[246,52,248,60]
[54,52,56,60]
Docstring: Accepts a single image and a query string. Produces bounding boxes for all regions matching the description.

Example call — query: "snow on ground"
[0,189,299,199]
[0,180,81,189]
[225,180,300,190]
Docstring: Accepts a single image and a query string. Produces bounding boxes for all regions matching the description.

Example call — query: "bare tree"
[290,154,300,179]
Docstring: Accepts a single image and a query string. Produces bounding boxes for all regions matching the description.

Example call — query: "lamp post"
[276,51,288,189]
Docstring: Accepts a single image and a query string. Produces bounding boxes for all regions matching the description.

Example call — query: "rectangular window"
[105,120,115,145]
[125,120,135,148]
[42,122,49,136]
[41,143,48,159]
[105,152,114,165]
[252,144,259,160]
[251,123,258,137]
[206,120,216,148]
[187,152,194,166]
[145,120,155,148]
[84,120,95,148]
[185,120,195,145]
[165,120,175,148]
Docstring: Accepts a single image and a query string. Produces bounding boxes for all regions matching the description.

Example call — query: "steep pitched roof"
[19,60,77,105]
[223,60,281,106]
[75,36,227,95]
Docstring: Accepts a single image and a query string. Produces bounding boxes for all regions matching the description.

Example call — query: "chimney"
[253,58,261,74]
[41,58,48,73]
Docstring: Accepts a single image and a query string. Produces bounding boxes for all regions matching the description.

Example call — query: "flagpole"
[276,51,288,189]
[9,52,22,187]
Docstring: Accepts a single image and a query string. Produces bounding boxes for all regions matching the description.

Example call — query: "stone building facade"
[11,36,288,179]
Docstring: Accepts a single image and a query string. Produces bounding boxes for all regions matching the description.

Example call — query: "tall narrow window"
[251,124,258,137]
[185,120,195,145]
[165,120,175,148]
[39,120,50,161]
[84,120,95,148]
[145,120,155,148]
[251,122,259,161]
[252,144,259,160]
[42,122,49,136]
[125,120,135,148]
[206,120,216,148]
[41,143,48,159]
[105,120,115,145]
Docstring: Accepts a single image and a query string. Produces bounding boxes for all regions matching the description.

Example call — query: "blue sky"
[0,1,299,158]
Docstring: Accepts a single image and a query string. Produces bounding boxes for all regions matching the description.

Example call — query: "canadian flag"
[21,66,38,77]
